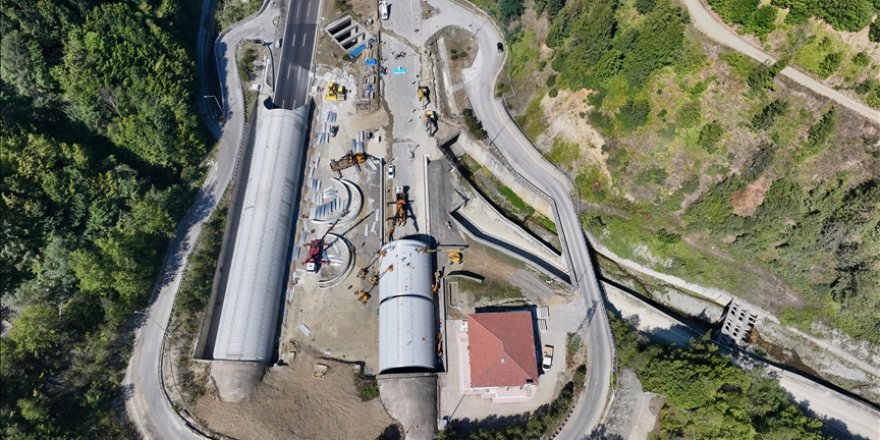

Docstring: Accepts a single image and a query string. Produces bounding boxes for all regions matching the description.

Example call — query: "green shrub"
[751,99,788,131]
[462,108,488,140]
[635,0,657,14]
[636,167,668,185]
[851,51,870,67]
[546,74,557,87]
[697,121,724,151]
[871,21,880,43]
[617,99,651,131]
[817,52,842,78]
[676,100,702,128]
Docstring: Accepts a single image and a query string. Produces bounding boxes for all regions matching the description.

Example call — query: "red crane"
[301,215,345,272]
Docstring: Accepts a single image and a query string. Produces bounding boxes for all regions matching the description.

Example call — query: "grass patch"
[517,95,548,142]
[546,138,581,167]
[533,213,558,234]
[575,165,610,202]
[216,0,262,30]
[509,30,541,81]
[585,213,754,293]
[354,374,380,401]
[458,278,524,302]
[793,31,852,79]
[499,185,534,216]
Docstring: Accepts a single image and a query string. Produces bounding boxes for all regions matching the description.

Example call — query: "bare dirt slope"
[194,349,394,440]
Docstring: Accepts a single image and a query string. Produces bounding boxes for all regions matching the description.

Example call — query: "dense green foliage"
[770,0,874,31]
[463,108,488,140]
[870,21,880,43]
[610,314,828,438]
[1,0,206,437]
[685,171,880,342]
[708,0,777,38]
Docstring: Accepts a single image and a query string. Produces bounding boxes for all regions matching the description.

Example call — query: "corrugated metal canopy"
[378,239,435,372]
[378,239,433,302]
[212,106,309,362]
[379,297,435,372]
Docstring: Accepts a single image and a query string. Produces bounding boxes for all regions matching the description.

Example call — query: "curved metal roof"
[378,239,433,303]
[378,239,435,372]
[379,297,435,372]
[212,106,309,363]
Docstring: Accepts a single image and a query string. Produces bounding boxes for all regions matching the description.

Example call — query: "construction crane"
[301,217,344,272]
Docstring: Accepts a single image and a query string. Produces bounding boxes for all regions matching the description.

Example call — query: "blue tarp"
[392,66,406,74]
[349,44,367,57]
[364,58,378,65]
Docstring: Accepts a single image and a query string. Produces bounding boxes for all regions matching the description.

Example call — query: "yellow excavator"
[325,81,346,101]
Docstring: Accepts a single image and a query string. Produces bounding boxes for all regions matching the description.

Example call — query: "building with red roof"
[467,311,539,388]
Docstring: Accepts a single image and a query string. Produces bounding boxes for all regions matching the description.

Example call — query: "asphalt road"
[388,1,616,437]
[124,2,280,439]
[273,0,321,109]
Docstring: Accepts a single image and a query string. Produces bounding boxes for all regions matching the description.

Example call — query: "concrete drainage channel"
[325,15,373,58]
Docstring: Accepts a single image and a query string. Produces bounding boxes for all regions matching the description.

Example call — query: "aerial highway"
[274,0,322,109]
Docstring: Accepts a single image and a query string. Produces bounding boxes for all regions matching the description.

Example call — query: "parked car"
[496,42,504,53]
[387,164,395,179]
[541,345,554,373]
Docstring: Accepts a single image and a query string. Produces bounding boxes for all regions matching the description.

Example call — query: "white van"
[379,0,389,20]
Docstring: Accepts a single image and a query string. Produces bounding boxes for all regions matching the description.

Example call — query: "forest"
[1,0,207,437]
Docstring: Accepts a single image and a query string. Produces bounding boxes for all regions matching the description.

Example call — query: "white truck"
[541,345,554,373]
[379,0,389,20]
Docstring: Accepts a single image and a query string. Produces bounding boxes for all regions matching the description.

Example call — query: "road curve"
[403,1,616,437]
[123,2,278,439]
[680,0,880,122]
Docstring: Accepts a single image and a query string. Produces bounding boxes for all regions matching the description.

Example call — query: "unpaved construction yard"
[194,348,394,439]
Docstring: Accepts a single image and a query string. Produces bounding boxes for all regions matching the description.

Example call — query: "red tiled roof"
[468,311,539,388]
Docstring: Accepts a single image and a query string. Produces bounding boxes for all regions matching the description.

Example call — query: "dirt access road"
[681,0,880,122]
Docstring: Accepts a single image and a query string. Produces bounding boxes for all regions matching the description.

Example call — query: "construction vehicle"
[354,264,393,303]
[357,250,385,279]
[417,86,430,107]
[448,250,462,264]
[324,81,346,101]
[423,110,437,137]
[301,217,343,272]
[330,151,370,173]
[387,186,410,227]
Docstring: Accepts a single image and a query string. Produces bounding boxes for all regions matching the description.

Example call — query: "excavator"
[423,110,437,137]
[386,187,411,227]
[324,81,346,101]
[353,264,394,303]
[416,245,463,265]
[417,86,430,108]
[329,151,370,174]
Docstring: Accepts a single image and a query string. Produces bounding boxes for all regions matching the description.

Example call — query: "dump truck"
[324,81,346,101]
[541,345,554,373]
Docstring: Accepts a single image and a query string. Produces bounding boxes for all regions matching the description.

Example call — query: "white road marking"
[306,1,312,16]
[290,34,297,47]
[302,34,306,47]
[287,64,293,79]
